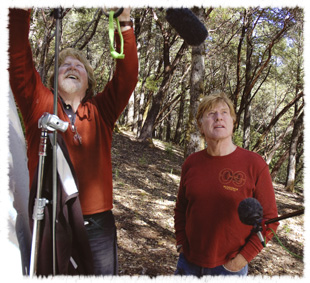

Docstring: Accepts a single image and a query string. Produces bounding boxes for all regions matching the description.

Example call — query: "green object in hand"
[109,11,125,59]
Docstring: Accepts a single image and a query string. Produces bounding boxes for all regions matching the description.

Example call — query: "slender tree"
[184,7,206,158]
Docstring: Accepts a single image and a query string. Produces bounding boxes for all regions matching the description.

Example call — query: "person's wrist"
[118,15,130,21]
[176,244,183,253]
[117,8,130,22]
[118,19,133,32]
[119,20,133,27]
[224,254,247,271]
[118,7,131,31]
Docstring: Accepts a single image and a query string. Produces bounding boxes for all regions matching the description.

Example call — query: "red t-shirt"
[174,147,279,267]
[8,9,138,215]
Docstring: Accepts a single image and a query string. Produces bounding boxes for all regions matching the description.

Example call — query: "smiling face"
[58,56,89,96]
[200,101,234,143]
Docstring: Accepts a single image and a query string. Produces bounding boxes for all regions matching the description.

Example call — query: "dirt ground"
[111,130,304,277]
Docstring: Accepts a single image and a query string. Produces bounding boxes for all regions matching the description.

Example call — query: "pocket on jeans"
[222,264,241,273]
[221,264,248,276]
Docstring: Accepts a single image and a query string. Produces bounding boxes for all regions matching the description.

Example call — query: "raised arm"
[95,8,139,128]
[8,8,53,126]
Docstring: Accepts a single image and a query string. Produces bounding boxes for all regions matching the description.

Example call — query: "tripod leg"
[29,130,48,276]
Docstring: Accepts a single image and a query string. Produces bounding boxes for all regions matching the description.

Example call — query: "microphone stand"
[29,122,49,276]
[29,114,68,276]
[52,8,62,276]
[29,8,66,276]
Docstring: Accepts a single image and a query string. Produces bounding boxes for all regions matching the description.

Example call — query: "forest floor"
[111,130,305,278]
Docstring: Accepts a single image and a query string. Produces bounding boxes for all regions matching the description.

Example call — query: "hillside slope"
[111,131,304,277]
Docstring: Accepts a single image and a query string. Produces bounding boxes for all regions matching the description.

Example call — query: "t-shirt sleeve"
[240,163,279,262]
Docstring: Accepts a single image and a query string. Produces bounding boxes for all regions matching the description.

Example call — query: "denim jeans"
[84,210,118,275]
[175,253,248,277]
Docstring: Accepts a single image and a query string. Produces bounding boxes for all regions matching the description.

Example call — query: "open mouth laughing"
[65,73,79,80]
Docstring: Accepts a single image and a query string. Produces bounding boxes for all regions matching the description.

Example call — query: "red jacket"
[9,8,138,215]
[174,147,279,267]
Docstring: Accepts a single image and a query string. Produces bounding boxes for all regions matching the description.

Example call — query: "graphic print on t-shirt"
[219,168,246,192]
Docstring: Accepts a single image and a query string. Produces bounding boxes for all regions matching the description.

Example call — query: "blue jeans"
[175,253,248,277]
[84,210,118,275]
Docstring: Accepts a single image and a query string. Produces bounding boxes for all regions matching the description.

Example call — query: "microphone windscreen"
[166,8,208,46]
[238,198,263,226]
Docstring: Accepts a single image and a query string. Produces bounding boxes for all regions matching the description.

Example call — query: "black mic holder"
[251,222,266,247]
[102,8,124,18]
[49,8,63,19]
[254,208,304,249]
[53,8,63,19]
[251,222,262,234]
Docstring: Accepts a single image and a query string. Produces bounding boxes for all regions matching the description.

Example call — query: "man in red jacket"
[174,92,279,276]
[9,8,138,275]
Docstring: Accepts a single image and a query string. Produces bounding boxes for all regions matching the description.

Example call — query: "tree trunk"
[242,12,253,150]
[285,25,304,192]
[252,91,303,152]
[138,79,168,141]
[172,63,190,145]
[242,97,251,149]
[233,9,247,107]
[138,42,187,142]
[266,104,303,164]
[173,90,186,145]
[184,7,205,158]
[270,148,289,180]
[126,93,135,127]
[285,112,303,192]
[235,8,294,130]
[165,110,171,142]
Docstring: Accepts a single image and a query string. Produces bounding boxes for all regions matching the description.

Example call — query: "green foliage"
[145,75,161,92]
[27,6,304,188]
[164,142,174,156]
[233,128,244,148]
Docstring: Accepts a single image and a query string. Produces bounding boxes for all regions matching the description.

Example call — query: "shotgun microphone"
[166,8,208,46]
[238,197,266,247]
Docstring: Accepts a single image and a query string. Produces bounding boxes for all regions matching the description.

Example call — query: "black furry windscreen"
[238,197,263,226]
[166,8,208,46]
